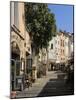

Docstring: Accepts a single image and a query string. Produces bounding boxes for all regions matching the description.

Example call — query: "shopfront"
[11,40,25,91]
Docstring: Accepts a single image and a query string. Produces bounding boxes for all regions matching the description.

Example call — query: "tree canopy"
[24,3,57,54]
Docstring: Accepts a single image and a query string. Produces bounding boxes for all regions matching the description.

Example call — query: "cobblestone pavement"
[16,71,74,98]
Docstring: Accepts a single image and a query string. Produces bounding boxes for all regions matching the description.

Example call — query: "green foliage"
[24,3,57,54]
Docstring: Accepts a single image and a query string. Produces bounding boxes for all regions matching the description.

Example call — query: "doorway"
[11,42,21,91]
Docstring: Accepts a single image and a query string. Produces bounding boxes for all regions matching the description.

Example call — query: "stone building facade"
[47,31,74,70]
[48,36,56,70]
[10,2,32,91]
[11,2,26,72]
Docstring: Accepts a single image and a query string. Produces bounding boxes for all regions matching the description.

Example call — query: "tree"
[24,3,57,55]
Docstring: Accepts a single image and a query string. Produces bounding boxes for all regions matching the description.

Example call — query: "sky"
[48,4,74,33]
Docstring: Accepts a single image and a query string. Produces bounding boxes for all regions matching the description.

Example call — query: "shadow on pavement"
[37,76,74,97]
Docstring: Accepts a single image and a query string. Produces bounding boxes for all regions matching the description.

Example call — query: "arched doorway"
[11,41,21,91]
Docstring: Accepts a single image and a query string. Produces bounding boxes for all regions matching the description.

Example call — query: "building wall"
[11,2,25,59]
[47,32,73,65]
[48,36,56,62]
[39,48,47,63]
[64,36,69,62]
[25,31,31,54]
[55,35,61,63]
[11,2,31,74]
[58,32,65,63]
[18,3,25,38]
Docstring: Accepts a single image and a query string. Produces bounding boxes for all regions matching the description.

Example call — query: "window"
[61,58,62,60]
[63,40,64,47]
[61,49,62,54]
[28,47,30,51]
[63,50,64,54]
[38,56,40,58]
[51,44,53,49]
[24,43,26,47]
[61,40,62,46]
[56,53,58,55]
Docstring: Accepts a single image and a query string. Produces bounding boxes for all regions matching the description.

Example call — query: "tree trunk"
[46,48,49,71]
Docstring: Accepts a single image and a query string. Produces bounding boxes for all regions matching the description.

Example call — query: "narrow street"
[10,2,74,99]
[16,70,74,98]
